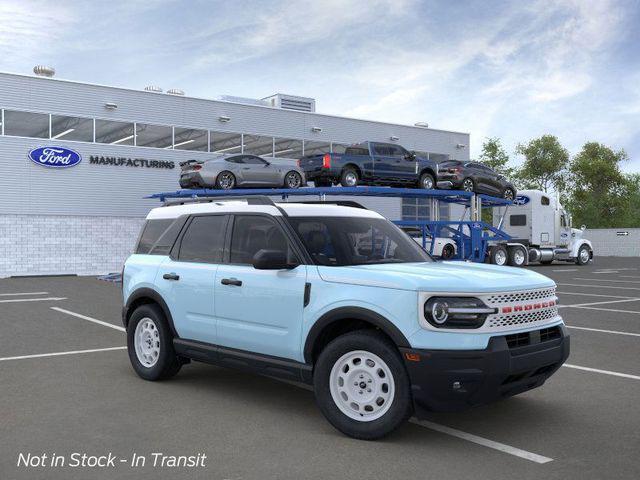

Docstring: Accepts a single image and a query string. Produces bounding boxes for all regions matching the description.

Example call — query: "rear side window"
[345,146,369,156]
[510,215,527,226]
[178,215,228,263]
[149,217,187,255]
[541,196,550,206]
[136,219,173,254]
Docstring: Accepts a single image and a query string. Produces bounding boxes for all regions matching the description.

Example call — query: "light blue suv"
[122,197,569,439]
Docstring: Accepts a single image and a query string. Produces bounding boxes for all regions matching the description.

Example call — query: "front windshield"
[288,216,433,266]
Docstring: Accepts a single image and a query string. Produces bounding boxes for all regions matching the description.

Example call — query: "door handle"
[221,278,242,287]
[163,273,180,281]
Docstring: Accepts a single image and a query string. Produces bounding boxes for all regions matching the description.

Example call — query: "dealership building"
[0,68,471,277]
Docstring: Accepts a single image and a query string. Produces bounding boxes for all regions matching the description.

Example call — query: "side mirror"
[404,152,416,161]
[581,225,586,231]
[252,249,296,270]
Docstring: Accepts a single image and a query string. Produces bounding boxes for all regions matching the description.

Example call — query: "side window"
[541,196,550,206]
[243,155,267,165]
[294,221,338,266]
[230,216,292,264]
[136,219,173,254]
[226,156,244,164]
[510,215,527,226]
[387,145,405,157]
[178,215,227,263]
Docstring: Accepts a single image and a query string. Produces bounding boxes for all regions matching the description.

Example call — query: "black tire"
[576,245,591,265]
[490,245,508,266]
[441,243,455,260]
[284,171,303,189]
[215,171,236,190]
[340,167,359,187]
[418,172,435,190]
[503,187,516,201]
[461,178,475,192]
[507,246,526,267]
[314,179,333,187]
[313,330,413,440]
[127,304,182,381]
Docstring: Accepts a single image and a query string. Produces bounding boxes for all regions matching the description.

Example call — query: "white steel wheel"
[510,247,526,266]
[134,317,161,368]
[577,245,590,265]
[329,350,395,422]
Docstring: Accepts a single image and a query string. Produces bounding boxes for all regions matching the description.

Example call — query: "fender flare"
[123,287,178,337]
[303,307,411,363]
[571,239,593,258]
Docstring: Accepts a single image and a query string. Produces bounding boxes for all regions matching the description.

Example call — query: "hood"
[317,261,555,293]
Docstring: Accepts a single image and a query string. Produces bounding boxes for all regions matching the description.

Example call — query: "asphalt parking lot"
[1,257,639,480]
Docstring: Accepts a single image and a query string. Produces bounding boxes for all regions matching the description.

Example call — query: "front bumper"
[400,325,570,416]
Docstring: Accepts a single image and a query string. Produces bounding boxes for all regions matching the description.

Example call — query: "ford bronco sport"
[122,197,569,439]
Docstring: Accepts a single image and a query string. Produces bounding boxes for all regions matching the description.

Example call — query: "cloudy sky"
[1,0,639,171]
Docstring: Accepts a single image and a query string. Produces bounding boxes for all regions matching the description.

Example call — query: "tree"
[566,142,636,228]
[478,137,515,178]
[515,135,569,193]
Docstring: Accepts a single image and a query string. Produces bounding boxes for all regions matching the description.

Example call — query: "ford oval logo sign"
[28,146,82,168]
[514,195,530,206]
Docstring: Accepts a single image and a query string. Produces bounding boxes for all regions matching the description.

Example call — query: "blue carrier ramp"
[148,186,513,263]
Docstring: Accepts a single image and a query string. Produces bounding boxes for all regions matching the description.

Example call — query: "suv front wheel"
[313,331,413,440]
[127,304,182,381]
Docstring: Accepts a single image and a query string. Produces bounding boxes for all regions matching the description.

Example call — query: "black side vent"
[540,326,561,342]
[506,332,530,349]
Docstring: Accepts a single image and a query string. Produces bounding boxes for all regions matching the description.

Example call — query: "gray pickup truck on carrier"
[298,141,442,189]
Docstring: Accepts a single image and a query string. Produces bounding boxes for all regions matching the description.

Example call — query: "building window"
[3,110,49,138]
[429,153,450,163]
[210,131,243,154]
[402,199,450,221]
[243,134,274,156]
[273,137,303,158]
[173,127,208,151]
[303,140,330,156]
[95,119,134,145]
[135,123,172,149]
[51,115,93,142]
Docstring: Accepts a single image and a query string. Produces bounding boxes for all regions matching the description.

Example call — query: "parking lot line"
[566,325,640,337]
[410,420,553,464]
[620,275,640,279]
[564,305,640,315]
[0,291,49,296]
[563,364,640,381]
[557,283,640,291]
[572,278,640,284]
[556,291,639,299]
[51,307,125,332]
[0,346,126,362]
[553,269,578,272]
[558,298,640,309]
[0,297,67,303]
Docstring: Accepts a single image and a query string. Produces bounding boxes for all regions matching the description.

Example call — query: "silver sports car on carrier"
[179,154,307,189]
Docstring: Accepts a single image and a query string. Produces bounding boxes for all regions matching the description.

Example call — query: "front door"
[214,214,307,360]
[239,155,280,185]
[157,214,229,345]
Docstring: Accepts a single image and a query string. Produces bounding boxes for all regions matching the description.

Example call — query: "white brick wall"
[0,214,145,277]
[584,228,640,257]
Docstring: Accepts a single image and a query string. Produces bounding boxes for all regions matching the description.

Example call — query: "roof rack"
[160,195,275,207]
[291,200,368,210]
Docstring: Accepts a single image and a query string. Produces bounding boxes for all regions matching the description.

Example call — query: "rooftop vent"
[144,85,163,93]
[33,65,55,77]
[262,93,316,113]
[414,122,429,128]
[167,88,185,96]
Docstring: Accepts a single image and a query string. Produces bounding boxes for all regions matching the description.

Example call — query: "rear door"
[157,214,229,345]
[371,143,395,180]
[214,214,307,360]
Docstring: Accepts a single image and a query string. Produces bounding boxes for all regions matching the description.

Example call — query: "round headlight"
[430,300,449,324]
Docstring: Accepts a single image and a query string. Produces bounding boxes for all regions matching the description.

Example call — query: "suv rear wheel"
[127,304,182,381]
[340,168,359,187]
[313,330,412,440]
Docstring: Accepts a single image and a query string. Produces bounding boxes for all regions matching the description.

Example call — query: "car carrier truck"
[489,189,593,267]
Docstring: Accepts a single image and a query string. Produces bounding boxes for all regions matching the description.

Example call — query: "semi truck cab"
[494,189,593,266]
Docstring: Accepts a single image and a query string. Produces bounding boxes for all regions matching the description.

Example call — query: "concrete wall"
[584,228,640,257]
